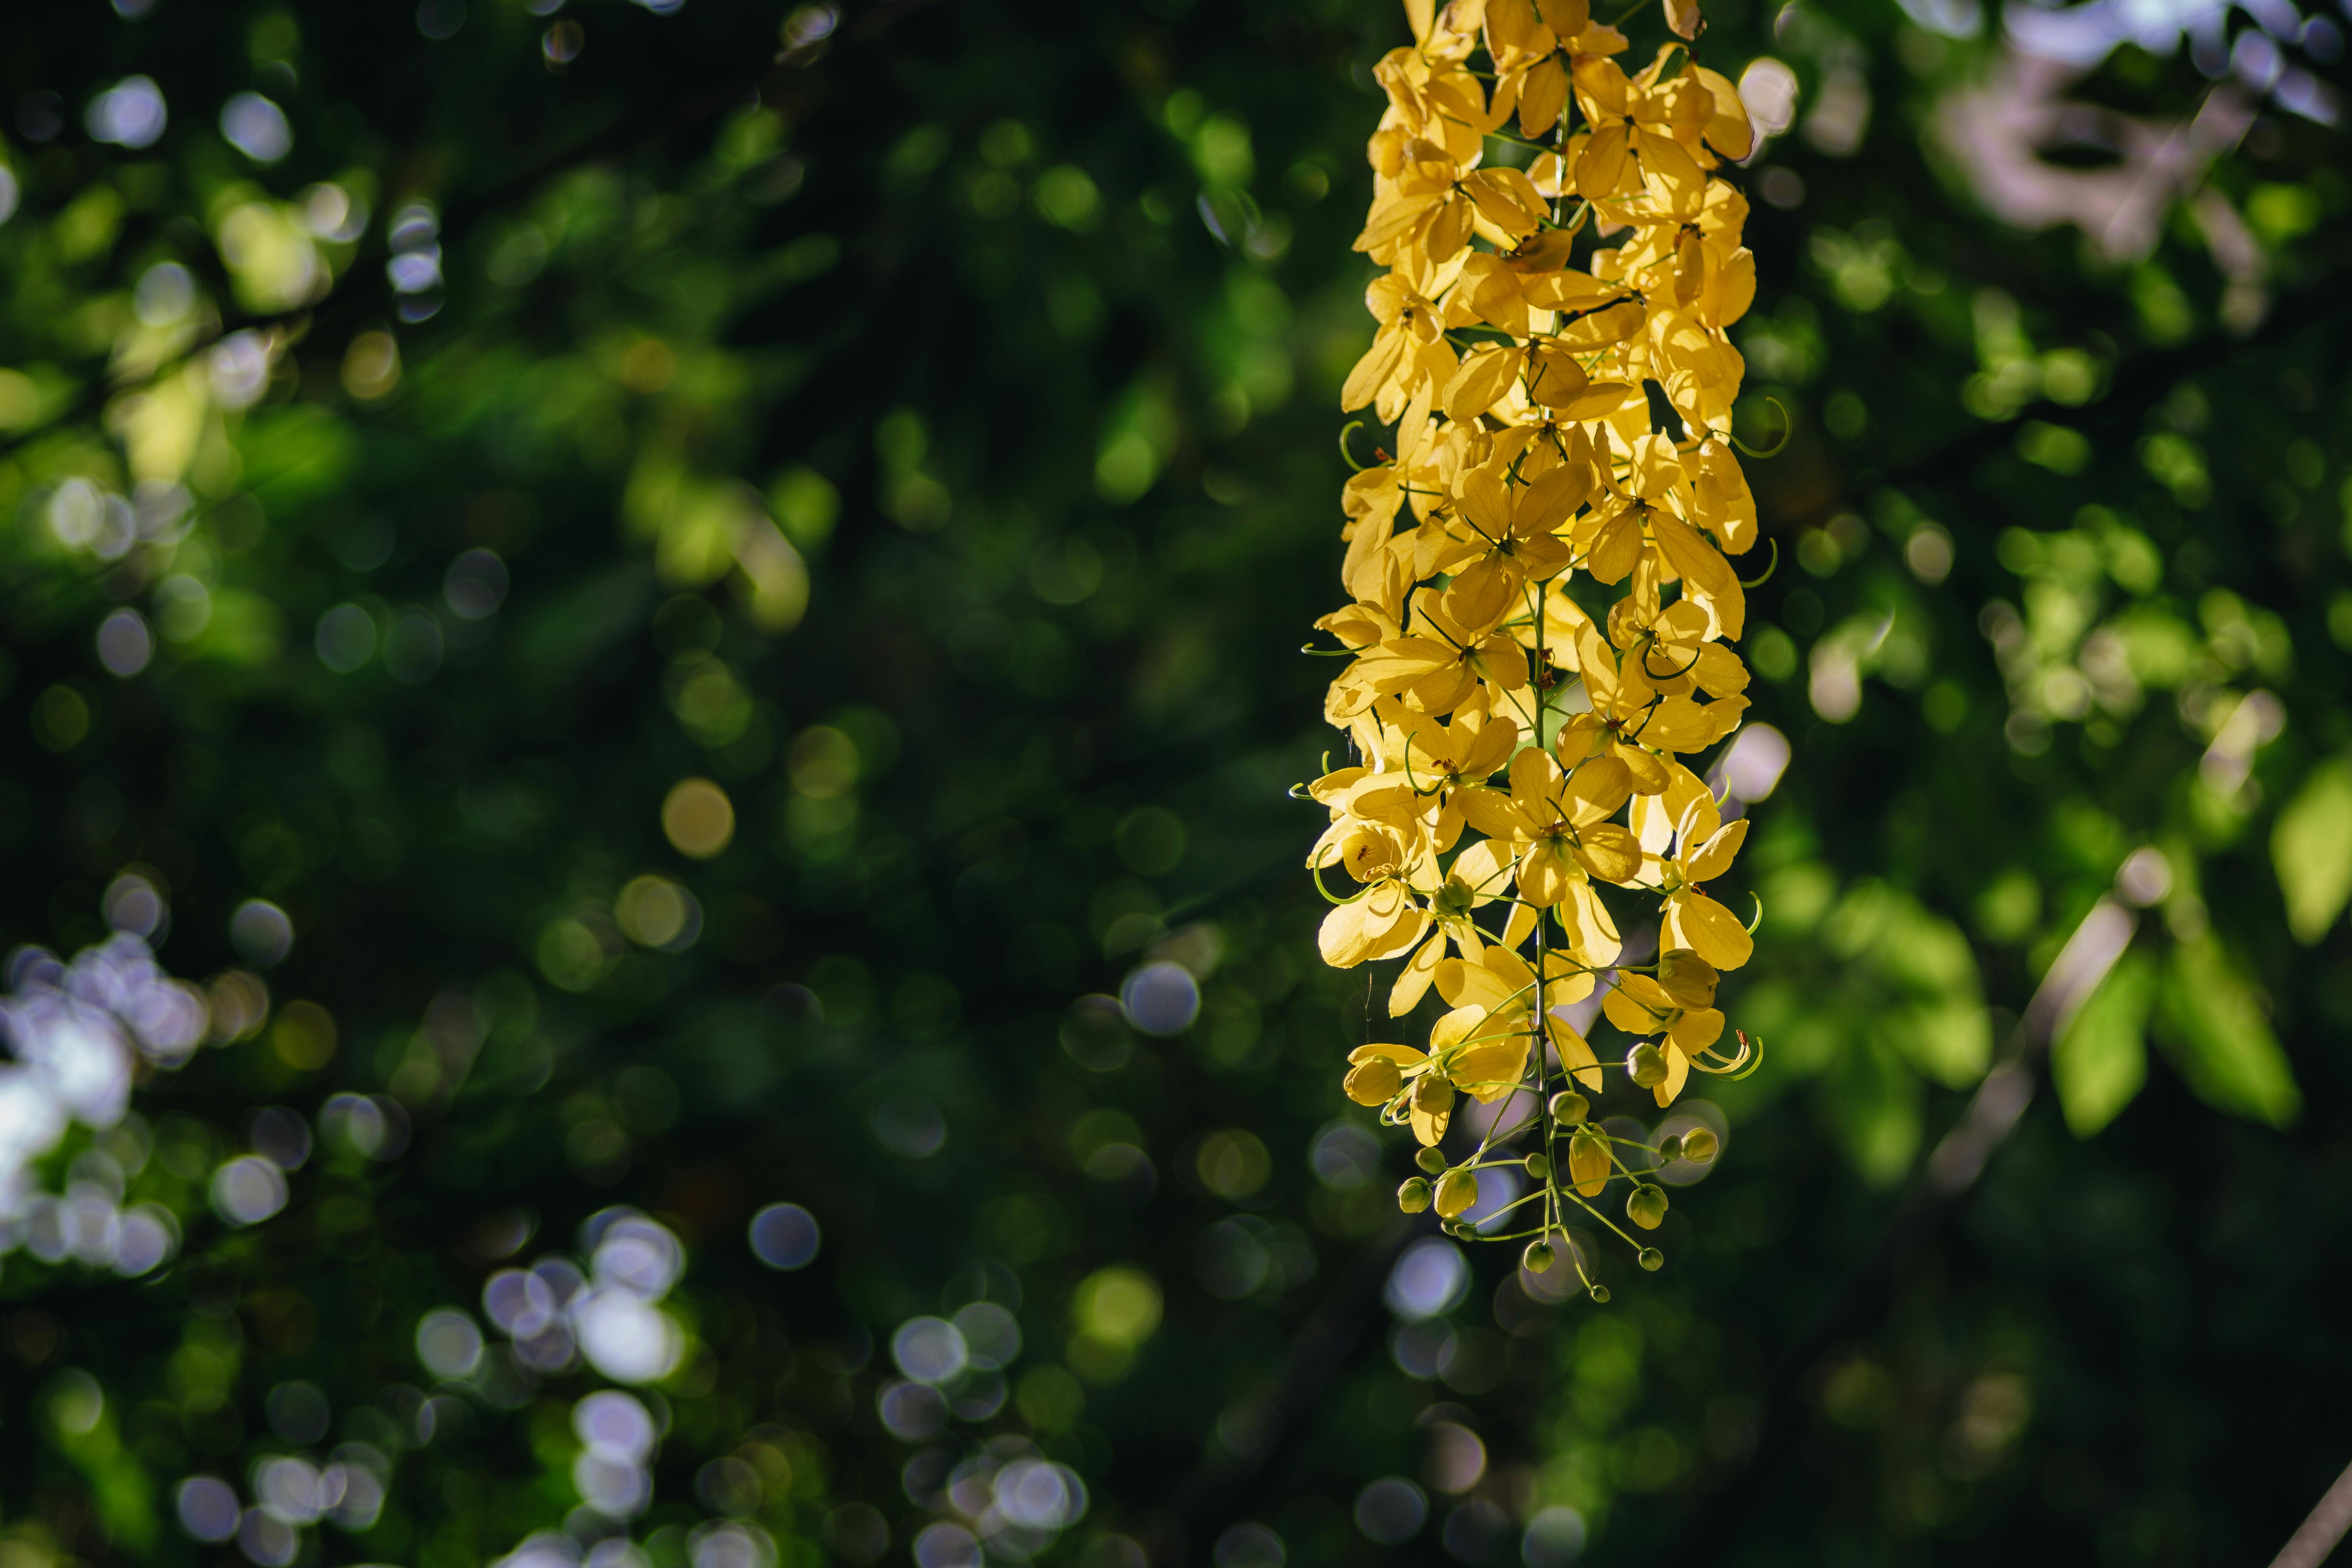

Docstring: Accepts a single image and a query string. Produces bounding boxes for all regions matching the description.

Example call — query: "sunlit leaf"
[2157,939,2300,1128]
[2050,950,2153,1136]
[2273,757,2352,945]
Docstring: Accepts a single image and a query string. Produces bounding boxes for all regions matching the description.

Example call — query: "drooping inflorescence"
[1310,0,1771,1298]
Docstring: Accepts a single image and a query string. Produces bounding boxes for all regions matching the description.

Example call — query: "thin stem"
[1561,1183,1648,1250]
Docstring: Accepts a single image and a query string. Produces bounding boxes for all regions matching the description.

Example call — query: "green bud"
[1627,1041,1668,1089]
[1638,1247,1664,1272]
[1523,1151,1550,1180]
[1548,1090,1589,1125]
[1680,1126,1719,1164]
[1522,1239,1555,1273]
[1415,1145,1448,1174]
[1656,1133,1684,1163]
[1588,1284,1611,1304]
[1627,1184,1668,1230]
[1397,1177,1432,1214]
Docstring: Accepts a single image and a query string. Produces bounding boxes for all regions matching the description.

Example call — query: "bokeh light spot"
[219,93,292,163]
[1353,1478,1427,1545]
[444,549,509,619]
[1196,1129,1271,1199]
[1383,1238,1468,1321]
[95,609,153,677]
[1119,960,1198,1036]
[316,603,378,672]
[1522,1507,1589,1568]
[210,1155,288,1227]
[176,1477,241,1543]
[1072,1266,1162,1346]
[615,874,700,949]
[229,900,294,967]
[415,1308,485,1379]
[748,1202,820,1269]
[662,778,735,858]
[891,1317,968,1385]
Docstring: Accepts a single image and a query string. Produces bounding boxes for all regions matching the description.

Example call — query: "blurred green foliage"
[0,1,2348,1566]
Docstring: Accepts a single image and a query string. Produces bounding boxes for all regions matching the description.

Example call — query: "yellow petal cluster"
[1312,0,1772,1290]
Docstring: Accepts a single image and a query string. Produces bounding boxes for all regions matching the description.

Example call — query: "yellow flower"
[1553,628,1673,793]
[1433,466,1576,629]
[1407,686,1517,768]
[1601,971,1723,1106]
[1312,0,1780,1277]
[1340,270,1463,420]
[1479,747,1642,903]
[1317,876,1430,968]
[1387,836,1515,1015]
[1608,588,1711,683]
[1657,790,1754,970]
[1341,587,1529,716]
[1428,1004,1533,1104]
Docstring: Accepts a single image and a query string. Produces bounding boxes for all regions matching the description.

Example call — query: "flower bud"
[1679,1126,1719,1164]
[1434,1167,1479,1219]
[1657,947,1719,1009]
[1397,1177,1432,1213]
[1415,1145,1448,1175]
[1548,1090,1589,1125]
[1656,1133,1684,1163]
[1637,1247,1664,1272]
[1523,1151,1550,1180]
[1522,1239,1555,1273]
[1345,1059,1402,1106]
[1626,1041,1667,1088]
[1627,1184,1668,1230]
[1588,1284,1611,1304]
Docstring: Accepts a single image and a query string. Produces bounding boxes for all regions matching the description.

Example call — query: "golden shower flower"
[1311,0,1777,1301]
[1317,876,1430,968]
[1601,970,1724,1106]
[1480,748,1642,902]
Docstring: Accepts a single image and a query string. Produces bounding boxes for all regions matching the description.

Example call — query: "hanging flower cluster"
[1311,0,1771,1298]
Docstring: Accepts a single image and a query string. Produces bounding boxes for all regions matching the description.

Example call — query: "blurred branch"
[1165,1215,1431,1556]
[1640,895,2140,1564]
[2270,1459,2352,1568]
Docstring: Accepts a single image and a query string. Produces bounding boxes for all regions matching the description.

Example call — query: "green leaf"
[235,404,359,505]
[2273,757,2352,944]
[2156,939,2301,1127]
[187,586,284,665]
[1846,886,1991,1089]
[1821,1034,1924,1187]
[2049,950,2153,1136]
